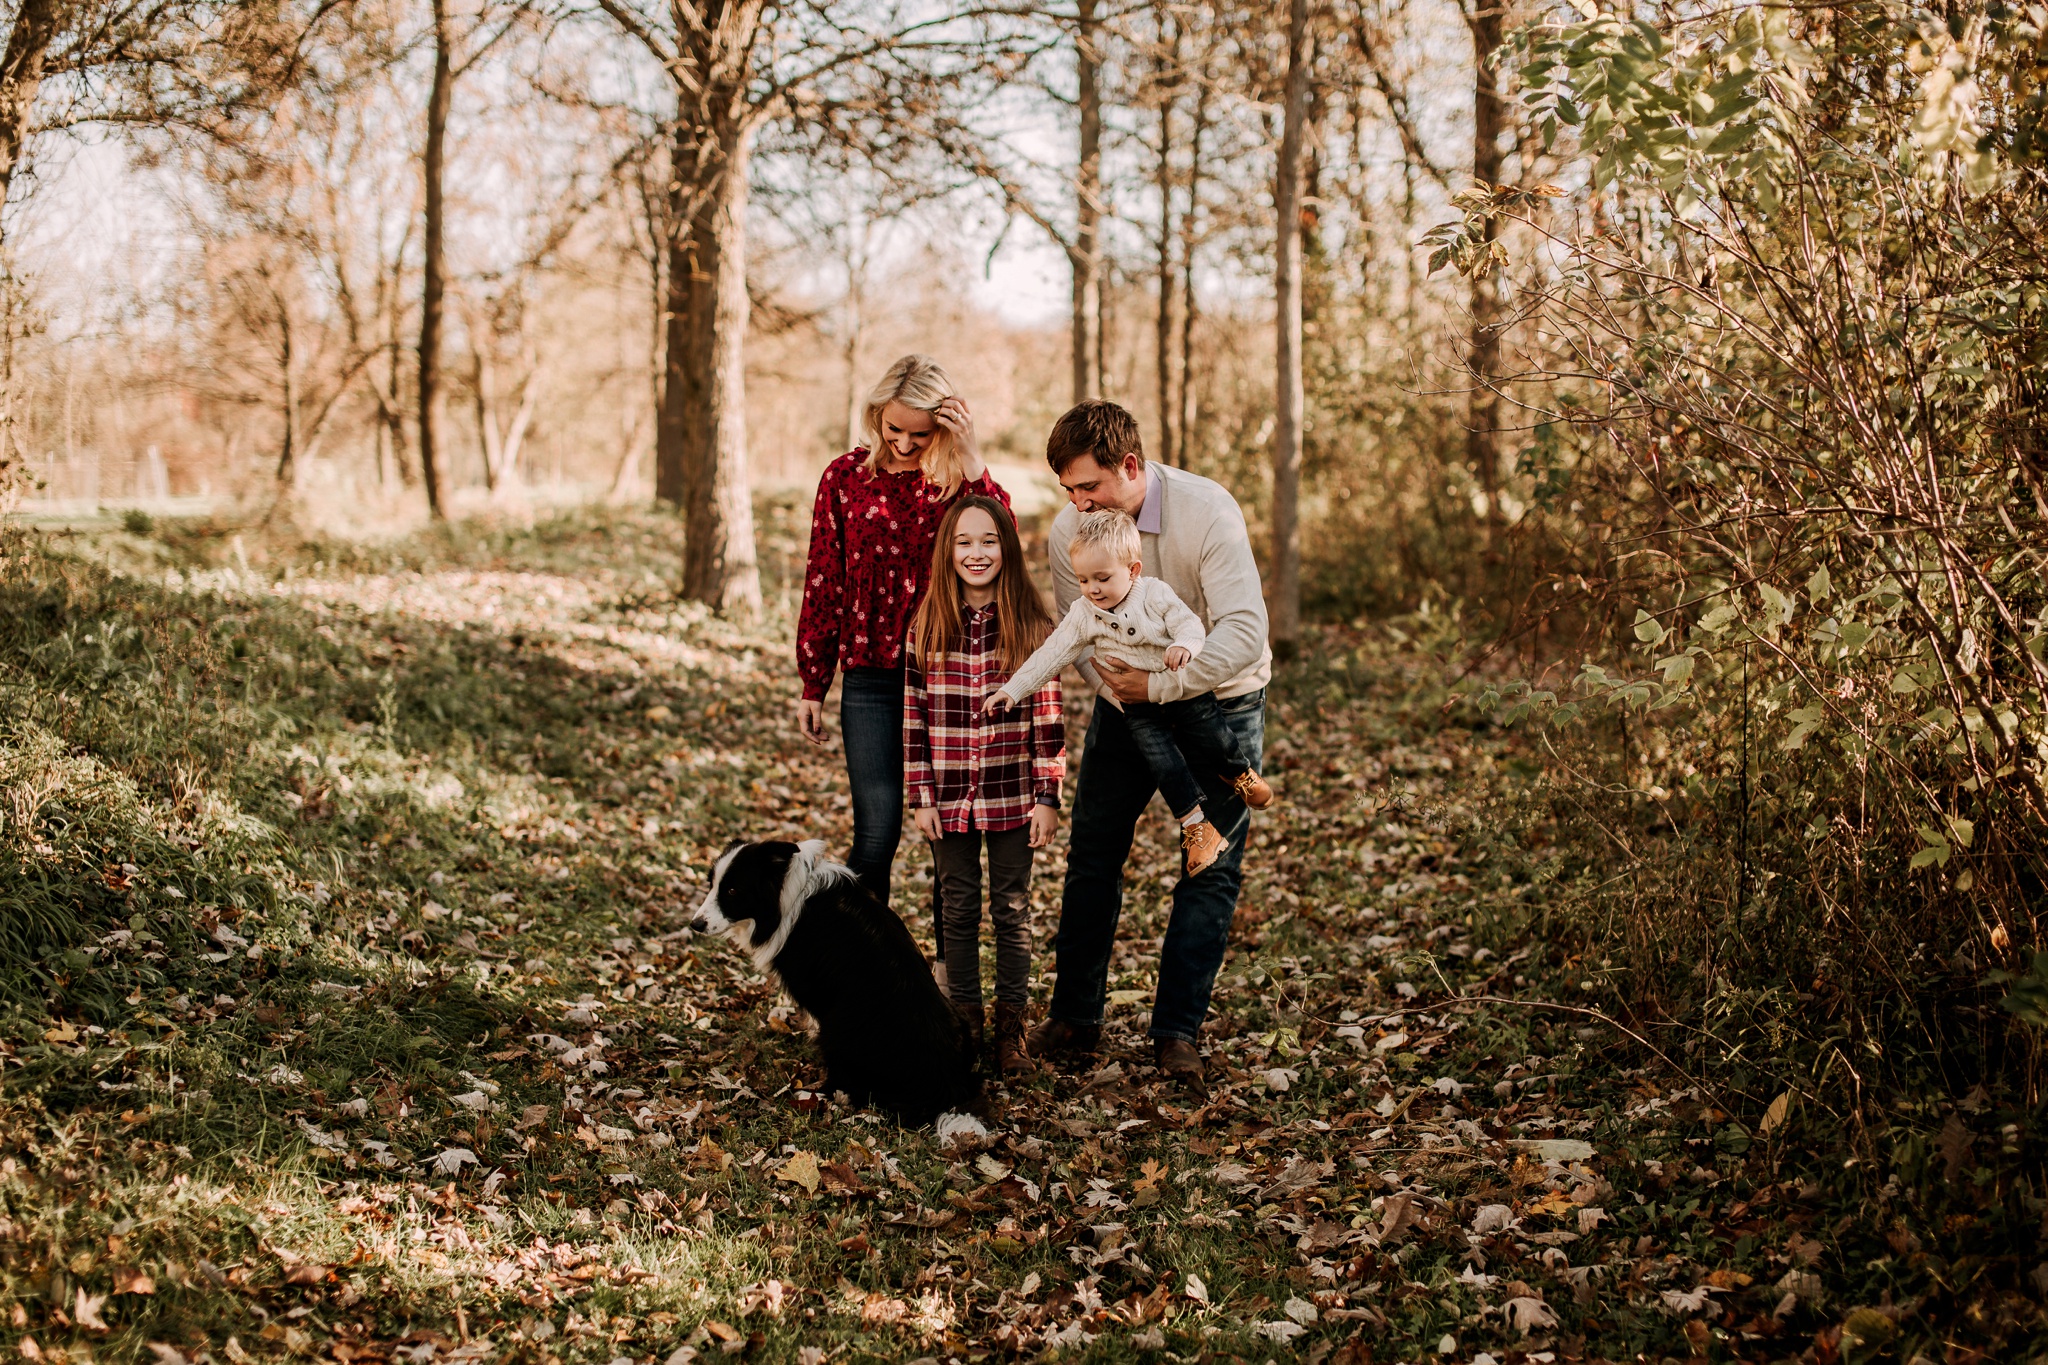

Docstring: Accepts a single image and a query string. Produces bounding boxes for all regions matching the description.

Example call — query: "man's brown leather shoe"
[1027,1017,1100,1064]
[1154,1037,1207,1086]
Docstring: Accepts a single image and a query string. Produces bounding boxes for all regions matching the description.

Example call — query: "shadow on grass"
[1,509,846,1145]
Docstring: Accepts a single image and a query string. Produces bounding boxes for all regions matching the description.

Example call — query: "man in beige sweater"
[1026,400,1272,1085]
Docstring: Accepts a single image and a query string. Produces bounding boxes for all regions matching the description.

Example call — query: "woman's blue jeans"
[839,666,908,908]
[1047,688,1266,1043]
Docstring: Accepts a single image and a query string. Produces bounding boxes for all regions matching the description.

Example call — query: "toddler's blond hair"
[1069,508,1141,566]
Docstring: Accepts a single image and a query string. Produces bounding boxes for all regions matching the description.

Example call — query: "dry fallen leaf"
[1505,1295,1558,1333]
[775,1150,820,1194]
[75,1288,110,1333]
[1470,1203,1516,1234]
[431,1147,478,1175]
[111,1267,156,1295]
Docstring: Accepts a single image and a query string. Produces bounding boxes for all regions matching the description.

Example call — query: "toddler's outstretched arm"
[989,600,1093,709]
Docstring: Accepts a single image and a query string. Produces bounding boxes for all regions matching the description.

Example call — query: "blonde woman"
[795,354,1011,910]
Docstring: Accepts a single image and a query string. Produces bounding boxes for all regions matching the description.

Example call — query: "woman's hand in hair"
[913,807,944,843]
[933,397,984,482]
[796,698,828,745]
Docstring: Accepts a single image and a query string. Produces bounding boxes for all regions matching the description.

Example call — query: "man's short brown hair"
[1045,400,1144,475]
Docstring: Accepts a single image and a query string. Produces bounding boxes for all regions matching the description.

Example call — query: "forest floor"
[0,506,2038,1365]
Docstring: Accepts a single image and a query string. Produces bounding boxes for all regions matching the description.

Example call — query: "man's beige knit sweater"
[1048,462,1272,705]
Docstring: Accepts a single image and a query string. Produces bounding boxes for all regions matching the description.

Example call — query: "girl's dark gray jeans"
[931,822,1037,1010]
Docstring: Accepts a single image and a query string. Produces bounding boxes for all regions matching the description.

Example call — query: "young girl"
[903,496,1064,1075]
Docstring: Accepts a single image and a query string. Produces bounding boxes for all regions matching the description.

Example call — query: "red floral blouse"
[796,450,1011,702]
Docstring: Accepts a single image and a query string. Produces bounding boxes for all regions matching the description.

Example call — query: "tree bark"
[1070,0,1102,404]
[274,301,298,486]
[1466,0,1506,533]
[1178,75,1209,470]
[1153,6,1179,467]
[658,113,761,613]
[1269,0,1310,661]
[416,0,453,519]
[0,0,59,245]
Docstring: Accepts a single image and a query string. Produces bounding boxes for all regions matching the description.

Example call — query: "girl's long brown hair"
[910,495,1054,677]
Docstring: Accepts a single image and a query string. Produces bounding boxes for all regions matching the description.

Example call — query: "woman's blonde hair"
[860,354,966,498]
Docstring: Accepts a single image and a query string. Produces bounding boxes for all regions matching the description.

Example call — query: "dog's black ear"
[719,842,795,935]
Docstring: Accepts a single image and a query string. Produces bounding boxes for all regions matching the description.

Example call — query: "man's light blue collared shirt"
[1135,462,1164,535]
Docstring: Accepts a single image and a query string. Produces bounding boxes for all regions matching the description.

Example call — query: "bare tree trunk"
[1070,0,1102,404]
[379,255,415,486]
[473,344,501,492]
[0,0,59,245]
[1178,75,1208,470]
[371,349,412,487]
[0,0,59,490]
[1152,7,1179,467]
[633,149,666,493]
[659,115,762,613]
[1402,154,1419,323]
[654,155,691,507]
[1269,0,1310,661]
[274,302,298,486]
[497,373,538,490]
[416,0,453,520]
[1466,0,1506,533]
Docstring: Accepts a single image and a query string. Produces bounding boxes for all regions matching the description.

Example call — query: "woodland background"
[0,0,2045,1359]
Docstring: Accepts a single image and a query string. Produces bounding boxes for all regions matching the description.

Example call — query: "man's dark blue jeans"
[1048,687,1266,1044]
[838,666,908,908]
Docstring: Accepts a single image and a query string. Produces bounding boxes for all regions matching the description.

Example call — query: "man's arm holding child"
[1156,582,1207,671]
[1148,515,1267,703]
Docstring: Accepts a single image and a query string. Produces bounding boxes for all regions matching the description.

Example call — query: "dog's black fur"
[690,838,980,1126]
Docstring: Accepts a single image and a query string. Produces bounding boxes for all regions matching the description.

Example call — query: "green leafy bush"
[1433,0,2047,1112]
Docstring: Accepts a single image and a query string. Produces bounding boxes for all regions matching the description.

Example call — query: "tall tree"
[1269,0,1312,660]
[1149,3,1180,466]
[0,0,60,246]
[418,0,455,518]
[416,0,523,519]
[1071,0,1103,404]
[1462,0,1506,530]
[591,0,994,612]
[1176,51,1211,470]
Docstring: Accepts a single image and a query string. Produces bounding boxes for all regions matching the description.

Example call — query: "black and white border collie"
[690,839,981,1128]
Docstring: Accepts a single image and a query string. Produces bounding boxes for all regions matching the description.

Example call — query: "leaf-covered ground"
[1,508,2040,1365]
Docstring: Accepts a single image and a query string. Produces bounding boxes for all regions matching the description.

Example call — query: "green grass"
[1,506,2042,1365]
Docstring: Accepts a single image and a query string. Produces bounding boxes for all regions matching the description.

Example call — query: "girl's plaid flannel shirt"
[904,602,1065,835]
